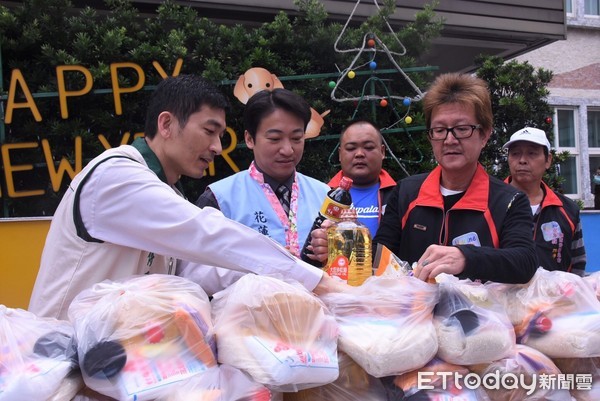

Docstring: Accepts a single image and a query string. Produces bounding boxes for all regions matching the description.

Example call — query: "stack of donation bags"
[0,306,82,401]
[1,260,600,400]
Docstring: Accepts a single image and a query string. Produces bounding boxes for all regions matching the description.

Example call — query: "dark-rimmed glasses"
[426,125,481,141]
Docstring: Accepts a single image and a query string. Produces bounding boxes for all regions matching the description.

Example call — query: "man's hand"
[412,244,466,281]
[307,219,334,263]
[313,271,351,295]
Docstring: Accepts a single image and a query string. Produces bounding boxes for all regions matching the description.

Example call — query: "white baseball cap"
[502,127,551,151]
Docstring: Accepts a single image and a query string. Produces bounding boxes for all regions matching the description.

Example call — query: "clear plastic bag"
[283,351,387,401]
[553,357,600,401]
[470,344,572,401]
[69,274,216,401]
[211,275,339,392]
[393,357,491,401]
[490,268,600,358]
[0,306,81,401]
[433,282,515,365]
[403,388,489,400]
[393,357,469,398]
[319,270,439,377]
[583,271,600,302]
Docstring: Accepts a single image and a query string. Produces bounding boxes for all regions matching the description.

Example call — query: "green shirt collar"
[131,137,186,196]
[131,137,168,184]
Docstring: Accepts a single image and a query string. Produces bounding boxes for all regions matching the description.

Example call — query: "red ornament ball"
[380,99,388,107]
[367,39,375,48]
[545,116,553,124]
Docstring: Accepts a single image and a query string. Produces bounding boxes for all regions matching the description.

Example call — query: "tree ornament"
[403,97,411,107]
[545,116,553,124]
[327,0,428,172]
[328,81,336,89]
[404,116,413,124]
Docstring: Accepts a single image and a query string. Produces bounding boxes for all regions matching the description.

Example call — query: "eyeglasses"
[426,125,482,141]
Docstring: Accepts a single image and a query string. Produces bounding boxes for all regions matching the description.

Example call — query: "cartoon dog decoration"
[233,67,329,139]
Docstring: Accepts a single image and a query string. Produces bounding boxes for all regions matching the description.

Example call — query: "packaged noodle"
[211,275,339,392]
[283,351,387,401]
[158,364,279,401]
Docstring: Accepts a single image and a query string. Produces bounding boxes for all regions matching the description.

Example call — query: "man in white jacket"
[28,74,344,320]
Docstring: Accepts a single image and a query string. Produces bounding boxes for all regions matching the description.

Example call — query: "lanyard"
[249,162,300,257]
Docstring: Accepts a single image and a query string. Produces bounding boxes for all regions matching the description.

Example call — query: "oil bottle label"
[328,255,349,281]
[320,199,349,222]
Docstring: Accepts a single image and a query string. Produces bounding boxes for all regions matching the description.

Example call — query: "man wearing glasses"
[371,73,537,284]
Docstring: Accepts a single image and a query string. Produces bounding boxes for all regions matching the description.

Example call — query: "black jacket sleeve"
[195,187,220,210]
[373,182,403,255]
[458,192,537,284]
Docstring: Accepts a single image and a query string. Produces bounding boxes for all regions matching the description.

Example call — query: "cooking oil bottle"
[300,176,353,266]
[326,208,372,286]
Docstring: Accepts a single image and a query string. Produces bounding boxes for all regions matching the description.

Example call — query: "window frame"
[584,0,600,16]
[588,108,600,149]
[553,107,581,196]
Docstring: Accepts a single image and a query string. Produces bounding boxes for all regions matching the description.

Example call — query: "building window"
[591,156,600,187]
[554,108,579,195]
[559,157,578,194]
[590,110,600,200]
[585,0,600,15]
[566,0,573,14]
[589,109,600,148]
[557,109,576,147]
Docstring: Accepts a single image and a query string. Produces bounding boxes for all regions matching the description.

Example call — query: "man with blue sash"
[179,89,329,295]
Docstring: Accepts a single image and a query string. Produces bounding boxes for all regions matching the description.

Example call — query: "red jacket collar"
[417,164,490,211]
[328,169,396,189]
[540,181,563,207]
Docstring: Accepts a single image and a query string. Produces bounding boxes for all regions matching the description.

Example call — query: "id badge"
[452,232,481,247]
[541,221,562,242]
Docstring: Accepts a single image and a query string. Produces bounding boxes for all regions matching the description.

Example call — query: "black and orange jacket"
[374,164,537,284]
[505,177,586,276]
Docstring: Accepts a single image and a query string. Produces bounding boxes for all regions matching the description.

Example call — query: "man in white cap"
[503,126,586,276]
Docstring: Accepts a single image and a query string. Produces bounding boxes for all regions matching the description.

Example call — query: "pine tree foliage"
[475,55,567,192]
[0,0,443,216]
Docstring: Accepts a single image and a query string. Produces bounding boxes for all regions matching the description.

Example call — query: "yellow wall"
[0,218,50,309]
